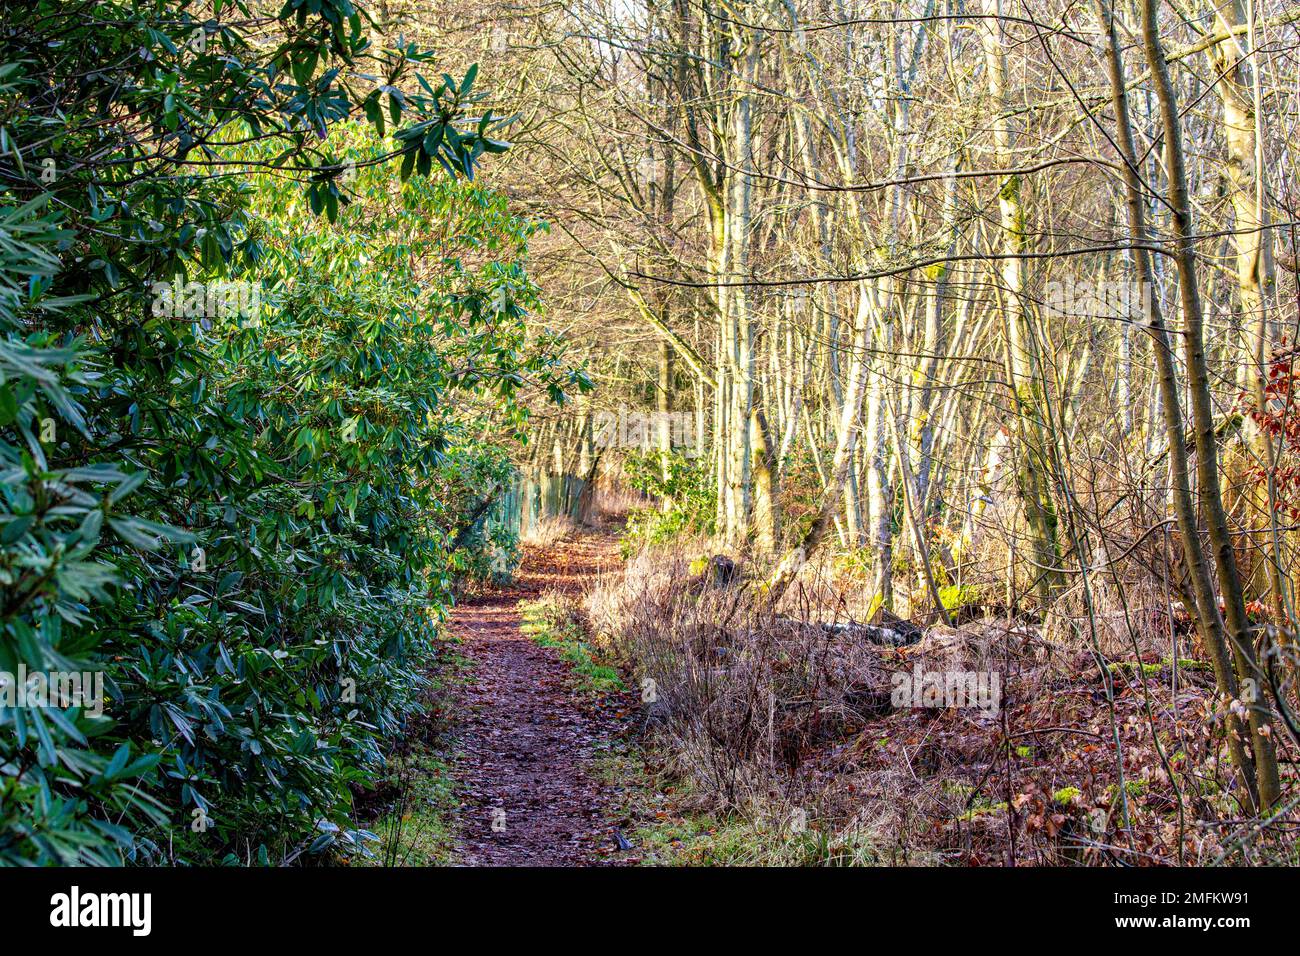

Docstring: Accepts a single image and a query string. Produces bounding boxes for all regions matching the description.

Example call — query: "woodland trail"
[450,529,634,866]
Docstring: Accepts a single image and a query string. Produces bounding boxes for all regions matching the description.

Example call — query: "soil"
[450,530,634,866]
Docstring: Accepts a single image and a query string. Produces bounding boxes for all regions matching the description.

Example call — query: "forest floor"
[360,520,1277,868]
[447,529,641,866]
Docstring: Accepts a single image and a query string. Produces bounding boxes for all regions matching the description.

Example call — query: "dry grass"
[589,537,1297,866]
[521,514,575,548]
[590,483,652,522]
[591,548,894,811]
[590,544,1011,861]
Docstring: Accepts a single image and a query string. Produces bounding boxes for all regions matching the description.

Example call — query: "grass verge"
[518,596,625,693]
[592,746,882,865]
[352,644,469,866]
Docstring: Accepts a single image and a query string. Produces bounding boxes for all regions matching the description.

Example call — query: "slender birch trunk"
[1137,0,1280,809]
[981,0,1065,605]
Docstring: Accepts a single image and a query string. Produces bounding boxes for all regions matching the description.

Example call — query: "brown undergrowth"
[588,544,1300,865]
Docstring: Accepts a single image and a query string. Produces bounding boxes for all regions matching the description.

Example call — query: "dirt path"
[450,530,632,866]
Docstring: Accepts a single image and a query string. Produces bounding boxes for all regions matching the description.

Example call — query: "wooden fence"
[485,469,588,540]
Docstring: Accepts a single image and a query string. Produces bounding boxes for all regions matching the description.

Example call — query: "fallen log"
[814,620,922,646]
[774,615,923,646]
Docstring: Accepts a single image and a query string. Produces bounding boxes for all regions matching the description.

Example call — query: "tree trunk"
[981,0,1065,605]
[1137,0,1280,810]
